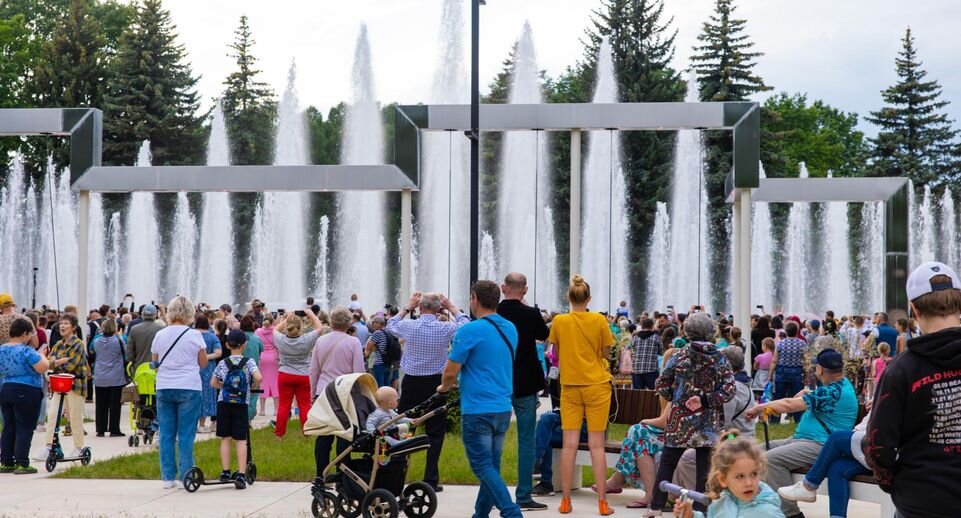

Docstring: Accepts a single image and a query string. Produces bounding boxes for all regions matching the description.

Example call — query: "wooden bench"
[790,469,893,516]
[550,388,662,489]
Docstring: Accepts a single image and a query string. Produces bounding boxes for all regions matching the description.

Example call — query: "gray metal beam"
[72,165,419,192]
[747,177,910,203]
[0,108,102,184]
[885,183,910,311]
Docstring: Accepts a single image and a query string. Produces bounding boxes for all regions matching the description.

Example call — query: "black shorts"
[216,401,249,440]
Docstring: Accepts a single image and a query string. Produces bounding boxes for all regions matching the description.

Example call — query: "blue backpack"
[223,357,250,405]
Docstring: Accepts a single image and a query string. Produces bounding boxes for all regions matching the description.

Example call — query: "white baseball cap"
[906,262,961,301]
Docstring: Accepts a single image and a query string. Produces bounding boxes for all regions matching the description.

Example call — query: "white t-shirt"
[151,325,205,391]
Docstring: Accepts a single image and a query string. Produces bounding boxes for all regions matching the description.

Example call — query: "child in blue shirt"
[211,330,261,489]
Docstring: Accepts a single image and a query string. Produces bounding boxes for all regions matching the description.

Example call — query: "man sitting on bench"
[744,349,858,518]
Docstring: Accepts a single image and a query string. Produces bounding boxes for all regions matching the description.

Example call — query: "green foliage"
[867,27,958,186]
[102,0,205,167]
[0,13,39,157]
[221,14,276,167]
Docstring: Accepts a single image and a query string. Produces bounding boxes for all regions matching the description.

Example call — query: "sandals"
[626,500,649,509]
[590,483,623,495]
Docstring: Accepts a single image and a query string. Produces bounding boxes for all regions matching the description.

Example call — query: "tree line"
[0,0,956,308]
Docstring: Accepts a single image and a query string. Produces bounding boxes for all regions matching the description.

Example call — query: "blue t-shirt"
[795,377,858,443]
[875,323,899,356]
[0,344,43,388]
[449,314,517,415]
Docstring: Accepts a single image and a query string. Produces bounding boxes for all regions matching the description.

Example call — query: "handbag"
[619,346,633,375]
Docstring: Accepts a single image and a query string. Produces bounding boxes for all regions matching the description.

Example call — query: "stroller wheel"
[80,448,92,466]
[311,489,340,518]
[44,456,56,473]
[183,466,203,493]
[402,482,437,518]
[246,463,257,485]
[339,496,361,518]
[134,436,141,447]
[362,488,398,518]
[128,436,134,448]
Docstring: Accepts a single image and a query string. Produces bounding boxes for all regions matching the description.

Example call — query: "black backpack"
[381,332,403,368]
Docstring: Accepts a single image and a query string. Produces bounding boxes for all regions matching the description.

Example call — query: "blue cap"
[816,349,843,371]
[142,304,158,316]
[810,319,821,330]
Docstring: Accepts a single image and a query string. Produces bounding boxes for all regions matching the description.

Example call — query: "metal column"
[400,189,413,299]
[885,184,910,312]
[569,129,581,276]
[734,188,753,372]
[77,190,90,320]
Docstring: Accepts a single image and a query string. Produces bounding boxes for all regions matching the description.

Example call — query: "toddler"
[366,386,411,446]
[673,431,785,518]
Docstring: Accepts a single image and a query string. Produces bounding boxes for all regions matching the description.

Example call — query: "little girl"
[673,431,785,518]
[872,342,892,381]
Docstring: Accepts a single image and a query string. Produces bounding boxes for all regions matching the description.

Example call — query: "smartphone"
[294,310,307,317]
[667,305,674,309]
[756,305,764,310]
[278,309,286,315]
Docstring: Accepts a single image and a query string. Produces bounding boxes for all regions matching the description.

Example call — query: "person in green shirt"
[241,315,264,422]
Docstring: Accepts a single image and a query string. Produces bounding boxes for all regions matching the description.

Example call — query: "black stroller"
[305,373,450,518]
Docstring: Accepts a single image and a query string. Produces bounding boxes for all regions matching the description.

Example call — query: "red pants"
[276,372,311,437]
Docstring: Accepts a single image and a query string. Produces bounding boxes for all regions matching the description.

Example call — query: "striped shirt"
[387,312,470,376]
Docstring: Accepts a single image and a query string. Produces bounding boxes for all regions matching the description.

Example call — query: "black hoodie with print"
[866,327,961,518]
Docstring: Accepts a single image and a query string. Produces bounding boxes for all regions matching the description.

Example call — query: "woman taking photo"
[38,314,90,460]
[272,308,325,438]
[152,296,208,489]
[549,275,616,516]
[92,318,127,437]
[0,318,49,473]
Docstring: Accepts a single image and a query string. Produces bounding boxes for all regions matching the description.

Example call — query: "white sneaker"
[32,448,50,462]
[778,480,817,503]
[69,448,84,458]
[162,480,177,489]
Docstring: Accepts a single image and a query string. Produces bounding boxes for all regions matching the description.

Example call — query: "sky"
[162,0,961,134]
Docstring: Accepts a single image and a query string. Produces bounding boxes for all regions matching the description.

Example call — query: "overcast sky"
[163,0,961,134]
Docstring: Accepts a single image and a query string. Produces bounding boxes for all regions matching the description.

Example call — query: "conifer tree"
[867,27,958,185]
[691,0,770,308]
[102,0,205,167]
[221,15,276,167]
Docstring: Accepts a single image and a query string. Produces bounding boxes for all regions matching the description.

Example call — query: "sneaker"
[531,481,555,497]
[778,481,817,503]
[96,432,105,437]
[31,448,50,462]
[36,425,46,433]
[558,497,572,514]
[518,500,548,511]
[219,470,232,482]
[14,465,37,475]
[234,473,247,489]
[0,464,16,474]
[69,448,84,458]
[110,432,126,437]
[162,480,177,489]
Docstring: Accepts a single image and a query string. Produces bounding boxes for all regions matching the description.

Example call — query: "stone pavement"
[0,400,880,517]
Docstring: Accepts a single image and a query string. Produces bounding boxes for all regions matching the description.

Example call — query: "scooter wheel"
[80,448,92,467]
[183,466,203,493]
[246,463,257,485]
[44,456,56,473]
[311,489,340,518]
[362,488,398,518]
[128,436,134,448]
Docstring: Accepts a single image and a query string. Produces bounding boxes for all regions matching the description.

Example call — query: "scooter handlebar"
[658,481,712,507]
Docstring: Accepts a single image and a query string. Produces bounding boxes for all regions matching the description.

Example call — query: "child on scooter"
[211,330,261,489]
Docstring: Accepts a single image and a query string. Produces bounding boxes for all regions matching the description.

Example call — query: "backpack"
[222,357,250,405]
[381,332,403,368]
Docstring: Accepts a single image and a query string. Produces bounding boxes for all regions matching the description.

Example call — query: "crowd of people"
[0,259,959,517]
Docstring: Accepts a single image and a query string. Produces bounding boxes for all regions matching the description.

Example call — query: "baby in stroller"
[365,387,411,447]
[306,373,448,518]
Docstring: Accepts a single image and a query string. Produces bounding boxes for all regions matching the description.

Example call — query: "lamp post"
[468,0,484,286]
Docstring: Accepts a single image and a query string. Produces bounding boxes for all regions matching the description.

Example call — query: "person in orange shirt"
[549,275,616,516]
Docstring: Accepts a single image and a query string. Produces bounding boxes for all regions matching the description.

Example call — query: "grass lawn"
[55,420,798,486]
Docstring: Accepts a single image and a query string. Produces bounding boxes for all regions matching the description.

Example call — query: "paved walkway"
[0,400,880,517]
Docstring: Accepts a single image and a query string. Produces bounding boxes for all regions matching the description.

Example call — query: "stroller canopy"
[304,372,378,440]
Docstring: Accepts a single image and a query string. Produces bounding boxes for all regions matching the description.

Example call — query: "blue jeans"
[512,394,537,503]
[0,384,43,466]
[803,431,870,518]
[157,389,202,482]
[534,412,563,483]
[462,412,522,518]
[371,363,393,387]
[775,366,805,422]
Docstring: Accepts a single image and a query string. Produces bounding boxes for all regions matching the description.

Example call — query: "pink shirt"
[255,327,275,354]
[309,330,366,396]
[874,357,890,380]
[755,351,773,371]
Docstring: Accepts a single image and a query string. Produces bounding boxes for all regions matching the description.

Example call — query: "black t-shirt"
[497,299,549,398]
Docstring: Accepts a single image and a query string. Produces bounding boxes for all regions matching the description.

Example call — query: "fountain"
[105,213,123,306]
[663,72,711,310]
[858,202,885,313]
[87,192,106,308]
[167,192,196,299]
[251,62,309,307]
[417,0,470,302]
[312,215,331,308]
[196,102,235,305]
[751,163,774,310]
[479,232,499,282]
[824,171,852,316]
[125,141,161,304]
[646,202,671,311]
[0,157,30,306]
[942,189,958,267]
[333,24,388,308]
[784,163,811,314]
[916,185,936,265]
[580,38,630,312]
[496,22,559,309]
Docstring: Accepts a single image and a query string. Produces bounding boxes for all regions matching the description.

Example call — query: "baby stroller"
[128,363,158,447]
[305,373,449,518]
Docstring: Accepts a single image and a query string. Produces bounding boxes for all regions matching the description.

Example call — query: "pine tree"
[867,27,958,185]
[691,0,770,309]
[581,0,685,308]
[102,0,205,167]
[221,15,276,167]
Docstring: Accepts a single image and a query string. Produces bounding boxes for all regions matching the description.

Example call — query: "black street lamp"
[468,0,484,286]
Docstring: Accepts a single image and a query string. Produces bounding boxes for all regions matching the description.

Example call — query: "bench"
[790,469,893,516]
[550,388,662,489]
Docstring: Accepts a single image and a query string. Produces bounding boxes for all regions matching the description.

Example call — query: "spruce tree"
[691,0,770,309]
[581,0,685,308]
[102,0,205,167]
[221,15,276,167]
[867,27,958,185]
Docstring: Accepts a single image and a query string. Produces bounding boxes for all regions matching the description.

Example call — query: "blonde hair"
[761,337,775,352]
[705,429,766,499]
[568,275,591,305]
[878,342,891,356]
[285,315,303,338]
[166,296,195,326]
